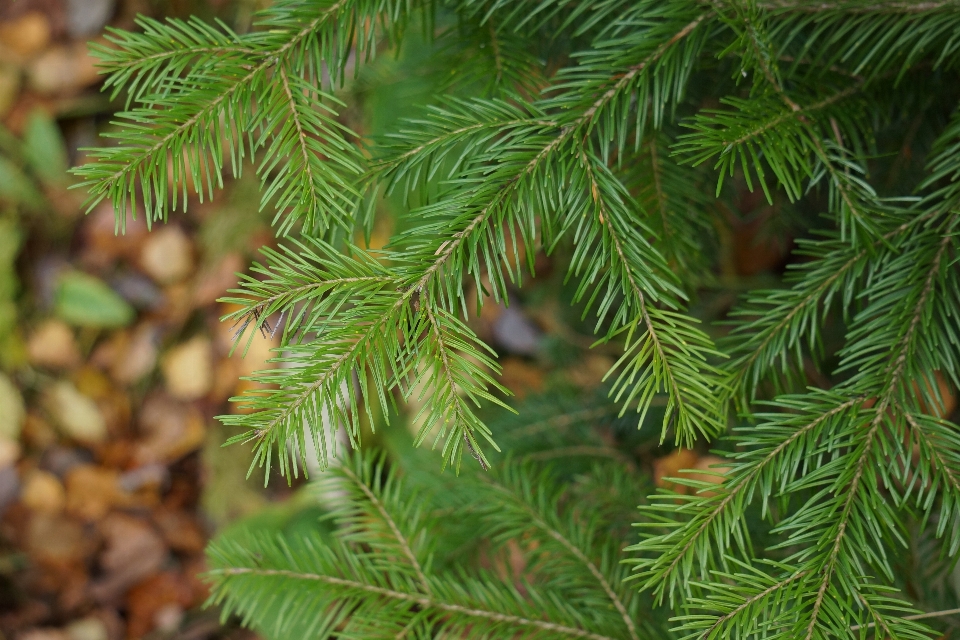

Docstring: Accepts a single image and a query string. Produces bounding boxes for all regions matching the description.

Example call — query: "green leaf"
[22,110,69,186]
[54,271,135,328]
[0,157,43,208]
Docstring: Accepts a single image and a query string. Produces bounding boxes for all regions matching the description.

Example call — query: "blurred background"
[3,0,949,639]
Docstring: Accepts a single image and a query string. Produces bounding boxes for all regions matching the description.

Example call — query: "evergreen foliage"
[78,0,960,636]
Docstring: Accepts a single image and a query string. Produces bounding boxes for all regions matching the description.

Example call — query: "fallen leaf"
[21,469,66,514]
[55,272,134,329]
[161,337,212,401]
[90,514,167,604]
[21,413,57,451]
[17,629,69,640]
[64,616,109,640]
[39,445,93,478]
[118,464,168,493]
[27,319,81,369]
[0,464,18,514]
[125,571,195,639]
[46,381,107,445]
[0,437,20,466]
[566,354,615,389]
[0,12,51,59]
[498,358,544,399]
[72,368,131,438]
[26,42,101,95]
[80,203,147,269]
[24,512,93,566]
[193,252,242,307]
[152,508,205,554]
[653,448,699,492]
[133,394,206,465]
[64,465,126,521]
[140,226,194,285]
[72,367,113,400]
[686,455,731,496]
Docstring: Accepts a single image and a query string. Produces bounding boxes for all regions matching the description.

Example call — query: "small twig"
[850,607,960,631]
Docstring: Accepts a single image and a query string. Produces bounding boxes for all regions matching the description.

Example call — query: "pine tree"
[75,0,960,637]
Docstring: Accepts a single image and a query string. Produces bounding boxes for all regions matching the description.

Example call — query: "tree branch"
[213,567,618,640]
[339,464,433,595]
[483,478,639,640]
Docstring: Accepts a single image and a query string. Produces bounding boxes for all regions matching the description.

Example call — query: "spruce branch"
[722,209,937,404]
[851,607,960,632]
[467,460,647,640]
[629,393,865,604]
[212,565,618,640]
[74,0,421,232]
[336,459,433,594]
[206,452,644,640]
[79,1,960,635]
[577,150,726,445]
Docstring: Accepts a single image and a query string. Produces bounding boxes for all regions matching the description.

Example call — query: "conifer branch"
[338,463,432,595]
[83,2,960,634]
[480,470,639,640]
[213,567,618,640]
[725,210,938,401]
[803,412,882,638]
[851,606,960,631]
[702,569,809,638]
[579,150,723,445]
[631,395,863,602]
[904,412,960,499]
[277,64,321,219]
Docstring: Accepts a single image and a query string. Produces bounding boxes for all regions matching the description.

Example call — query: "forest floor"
[0,1,293,638]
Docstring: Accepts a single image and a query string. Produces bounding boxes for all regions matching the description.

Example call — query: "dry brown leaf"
[161,337,213,401]
[27,41,101,95]
[152,508,206,555]
[567,354,615,389]
[46,382,107,446]
[90,514,167,604]
[133,394,206,465]
[192,252,243,307]
[125,571,195,639]
[92,324,159,385]
[653,448,699,492]
[64,465,128,521]
[21,413,57,451]
[498,358,544,399]
[18,628,69,640]
[0,437,20,466]
[21,469,65,514]
[686,455,731,497]
[139,226,194,285]
[79,203,148,270]
[27,320,81,370]
[24,512,94,566]
[0,12,51,59]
